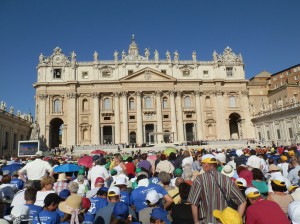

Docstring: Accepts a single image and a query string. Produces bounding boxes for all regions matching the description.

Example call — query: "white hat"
[35,151,44,157]
[146,190,162,204]
[11,204,29,219]
[271,174,286,187]
[108,186,120,197]
[288,201,300,224]
[235,178,247,187]
[217,148,222,152]
[57,173,67,181]
[114,178,127,186]
[201,154,218,164]
[235,150,243,157]
[291,188,300,201]
[221,165,234,178]
[245,187,261,199]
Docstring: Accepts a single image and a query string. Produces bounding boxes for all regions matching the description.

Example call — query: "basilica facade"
[34,37,254,148]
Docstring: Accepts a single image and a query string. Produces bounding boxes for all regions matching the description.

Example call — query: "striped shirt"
[187,170,246,224]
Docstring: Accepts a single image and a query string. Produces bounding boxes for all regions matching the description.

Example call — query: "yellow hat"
[245,187,261,199]
[201,154,218,164]
[213,207,242,224]
[271,175,286,187]
[281,155,288,162]
[288,185,299,192]
[288,151,295,156]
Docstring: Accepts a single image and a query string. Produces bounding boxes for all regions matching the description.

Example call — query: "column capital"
[91,92,100,98]
[168,90,176,96]
[134,91,142,97]
[38,94,48,100]
[121,91,128,97]
[113,92,120,97]
[155,91,162,97]
[67,93,78,99]
[176,91,182,97]
[214,90,224,96]
[194,90,203,96]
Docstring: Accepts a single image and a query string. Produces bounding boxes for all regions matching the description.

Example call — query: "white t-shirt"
[35,190,55,207]
[87,165,109,189]
[19,159,53,180]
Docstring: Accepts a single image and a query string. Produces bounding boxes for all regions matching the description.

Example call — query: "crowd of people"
[0,144,299,224]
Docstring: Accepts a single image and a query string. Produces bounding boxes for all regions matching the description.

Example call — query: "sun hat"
[146,190,162,204]
[201,154,218,164]
[59,189,71,200]
[150,208,171,224]
[94,177,104,185]
[235,178,247,187]
[221,165,234,178]
[288,201,300,224]
[108,186,120,197]
[44,193,63,207]
[268,164,280,172]
[271,174,286,187]
[81,197,91,210]
[245,187,261,199]
[114,178,127,186]
[213,207,242,224]
[57,173,67,181]
[58,194,83,224]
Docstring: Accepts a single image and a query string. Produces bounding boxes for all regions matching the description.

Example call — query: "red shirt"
[246,199,290,224]
[125,162,135,176]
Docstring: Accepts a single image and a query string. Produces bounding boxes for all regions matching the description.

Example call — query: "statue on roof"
[192,51,197,61]
[1,101,6,111]
[122,50,126,61]
[39,53,44,63]
[174,50,179,62]
[30,121,40,140]
[154,50,159,61]
[145,48,150,60]
[71,51,76,62]
[93,51,98,62]
[213,50,218,61]
[114,50,119,61]
[166,50,171,62]
[9,106,14,114]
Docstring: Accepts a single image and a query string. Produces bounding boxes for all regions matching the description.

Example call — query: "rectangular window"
[163,114,169,119]
[258,132,261,141]
[129,115,135,120]
[226,67,233,77]
[161,70,166,74]
[182,70,190,77]
[128,70,133,75]
[104,117,111,120]
[267,131,270,140]
[186,114,192,118]
[53,69,62,79]
[4,132,9,149]
[277,129,281,139]
[82,72,88,79]
[102,71,111,78]
[289,128,293,139]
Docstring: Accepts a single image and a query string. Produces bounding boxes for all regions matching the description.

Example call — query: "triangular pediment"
[120,67,177,82]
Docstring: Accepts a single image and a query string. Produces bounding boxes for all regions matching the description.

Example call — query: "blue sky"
[0,0,300,116]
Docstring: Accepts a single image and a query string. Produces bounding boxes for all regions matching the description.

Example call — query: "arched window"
[229,96,236,108]
[129,98,135,110]
[53,99,61,113]
[104,98,111,110]
[82,99,89,111]
[205,96,211,107]
[145,96,152,109]
[184,96,191,108]
[162,97,168,109]
[208,124,213,135]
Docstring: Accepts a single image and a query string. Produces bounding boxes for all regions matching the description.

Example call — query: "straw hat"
[57,173,67,181]
[58,194,83,214]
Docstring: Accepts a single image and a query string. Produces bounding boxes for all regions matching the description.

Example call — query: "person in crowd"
[59,194,84,224]
[288,184,299,194]
[58,189,70,200]
[235,178,247,196]
[288,201,300,224]
[114,177,130,206]
[86,177,105,199]
[246,149,262,170]
[277,155,289,178]
[267,174,293,216]
[234,149,247,167]
[110,202,132,224]
[168,177,184,204]
[34,176,55,207]
[149,207,171,224]
[238,169,253,187]
[125,157,136,179]
[0,175,17,202]
[24,187,43,219]
[53,173,68,194]
[112,154,127,175]
[251,168,268,197]
[267,164,291,192]
[81,197,93,224]
[170,168,182,187]
[11,180,35,207]
[168,152,177,168]
[221,164,235,181]
[192,153,202,172]
[181,149,193,168]
[171,182,193,224]
[213,207,243,224]
[76,175,88,197]
[10,171,24,191]
[88,159,109,189]
[18,151,53,191]
[156,154,174,174]
[86,187,108,221]
[32,193,62,224]
[188,154,246,224]
[158,172,173,192]
[137,154,152,175]
[139,190,162,224]
[288,159,300,185]
[245,187,290,224]
[67,182,79,196]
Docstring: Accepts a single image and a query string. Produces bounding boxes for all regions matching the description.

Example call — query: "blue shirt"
[83,213,94,224]
[32,210,60,224]
[87,197,108,215]
[130,183,168,212]
[25,204,43,219]
[120,190,130,206]
[55,208,65,218]
[10,178,24,190]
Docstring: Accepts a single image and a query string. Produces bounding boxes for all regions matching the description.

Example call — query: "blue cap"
[113,202,129,219]
[150,208,171,224]
[100,186,108,192]
[59,189,70,199]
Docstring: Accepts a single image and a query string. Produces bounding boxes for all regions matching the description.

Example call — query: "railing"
[253,102,300,118]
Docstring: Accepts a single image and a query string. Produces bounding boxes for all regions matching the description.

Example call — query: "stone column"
[100,126,104,144]
[241,90,254,139]
[136,91,143,145]
[121,92,129,143]
[113,92,121,144]
[176,91,184,142]
[67,93,77,146]
[155,91,163,143]
[38,94,48,145]
[214,90,226,139]
[169,91,177,141]
[92,93,100,145]
[143,125,146,143]
[195,91,203,140]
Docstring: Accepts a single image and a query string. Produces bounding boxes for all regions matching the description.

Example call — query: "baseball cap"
[44,193,63,207]
[288,185,299,192]
[174,168,183,176]
[213,207,242,224]
[108,186,120,197]
[288,150,295,156]
[280,155,288,162]
[94,177,105,185]
[81,197,91,210]
[59,189,71,200]
[146,190,162,204]
[221,165,234,178]
[113,202,129,219]
[201,154,218,164]
[235,178,247,187]
[245,187,261,199]
[271,174,286,187]
[288,201,300,224]
[135,167,142,174]
[35,151,44,157]
[150,208,171,224]
[110,169,117,176]
[114,178,127,186]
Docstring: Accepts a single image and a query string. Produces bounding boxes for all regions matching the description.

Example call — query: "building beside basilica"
[34,37,254,148]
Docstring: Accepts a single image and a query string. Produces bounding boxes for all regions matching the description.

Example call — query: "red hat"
[95,177,105,185]
[82,197,91,210]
